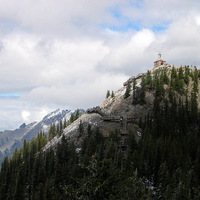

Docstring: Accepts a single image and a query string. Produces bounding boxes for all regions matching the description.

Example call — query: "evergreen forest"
[1,66,200,199]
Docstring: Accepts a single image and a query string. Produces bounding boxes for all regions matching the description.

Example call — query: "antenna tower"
[158,52,162,60]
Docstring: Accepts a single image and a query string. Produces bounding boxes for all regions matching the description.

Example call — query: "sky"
[1,0,200,131]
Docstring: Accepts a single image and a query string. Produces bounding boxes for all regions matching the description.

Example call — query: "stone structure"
[151,52,175,72]
[154,52,166,68]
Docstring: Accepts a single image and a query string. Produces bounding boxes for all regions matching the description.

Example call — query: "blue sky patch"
[152,25,168,32]
[105,22,141,32]
[0,93,21,99]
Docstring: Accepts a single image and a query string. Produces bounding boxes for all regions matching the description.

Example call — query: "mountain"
[2,60,200,199]
[43,85,145,151]
[0,108,85,163]
[43,72,154,150]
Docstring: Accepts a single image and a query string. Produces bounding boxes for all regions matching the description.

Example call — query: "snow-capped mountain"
[0,108,85,164]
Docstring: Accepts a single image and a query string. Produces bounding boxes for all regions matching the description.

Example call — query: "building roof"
[154,60,166,63]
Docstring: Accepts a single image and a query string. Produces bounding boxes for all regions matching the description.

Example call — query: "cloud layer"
[0,0,200,130]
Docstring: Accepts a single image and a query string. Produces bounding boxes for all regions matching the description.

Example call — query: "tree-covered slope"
[1,66,200,199]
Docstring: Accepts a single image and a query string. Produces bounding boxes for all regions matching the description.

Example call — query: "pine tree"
[14,167,25,200]
[178,66,184,80]
[132,78,138,104]
[171,66,177,79]
[0,156,10,199]
[146,70,153,89]
[191,82,198,122]
[56,123,60,136]
[70,156,120,199]
[157,161,171,198]
[108,129,121,143]
[78,120,84,137]
[111,90,115,98]
[86,135,96,156]
[94,126,104,144]
[75,108,80,120]
[59,119,63,136]
[70,113,75,123]
[124,81,131,99]
[127,130,137,153]
[87,123,92,139]
[106,90,110,98]
[80,136,88,156]
[139,74,146,104]
[48,123,56,140]
[163,68,169,85]
[63,118,67,129]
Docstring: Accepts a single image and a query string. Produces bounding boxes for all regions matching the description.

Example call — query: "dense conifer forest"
[1,67,200,199]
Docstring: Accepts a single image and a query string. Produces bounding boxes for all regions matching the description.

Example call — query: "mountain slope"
[43,66,200,151]
[43,79,146,150]
[2,65,200,199]
[0,108,85,162]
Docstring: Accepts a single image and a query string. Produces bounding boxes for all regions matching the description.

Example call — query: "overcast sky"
[0,0,200,131]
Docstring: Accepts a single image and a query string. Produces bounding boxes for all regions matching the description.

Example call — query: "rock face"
[100,85,154,120]
[43,77,153,151]
[19,123,26,129]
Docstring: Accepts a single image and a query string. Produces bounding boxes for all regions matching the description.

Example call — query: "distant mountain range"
[0,108,85,164]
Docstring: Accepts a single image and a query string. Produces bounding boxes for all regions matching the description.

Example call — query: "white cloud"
[195,17,200,26]
[21,111,30,122]
[22,72,128,109]
[97,29,156,74]
[1,0,200,130]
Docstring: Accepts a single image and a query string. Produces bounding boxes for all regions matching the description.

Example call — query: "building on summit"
[123,52,197,86]
[154,52,166,68]
[152,52,174,72]
[152,52,197,73]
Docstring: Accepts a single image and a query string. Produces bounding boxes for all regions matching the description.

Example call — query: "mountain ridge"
[2,63,200,199]
[42,64,200,152]
[0,108,85,164]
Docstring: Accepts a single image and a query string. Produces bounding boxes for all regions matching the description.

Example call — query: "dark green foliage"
[146,70,153,89]
[59,119,63,136]
[124,81,131,99]
[108,129,121,143]
[65,155,153,199]
[184,67,190,84]
[69,113,75,123]
[67,109,82,126]
[48,123,56,140]
[1,68,200,199]
[94,126,104,145]
[169,66,190,95]
[111,90,115,97]
[140,74,146,104]
[178,66,184,80]
[132,86,140,105]
[63,118,67,129]
[132,75,146,105]
[171,66,177,79]
[75,108,80,120]
[127,130,137,153]
[106,90,110,98]
[184,73,190,85]
[132,77,137,102]
[78,119,84,137]
[70,156,120,199]
[155,78,165,99]
[48,120,66,140]
[162,68,170,85]
[87,123,92,138]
